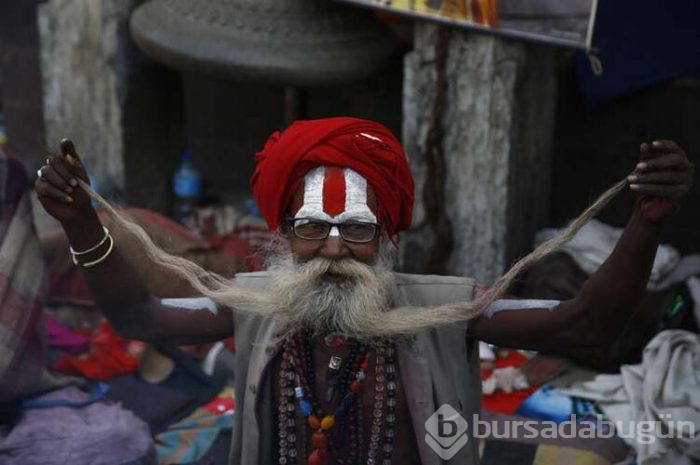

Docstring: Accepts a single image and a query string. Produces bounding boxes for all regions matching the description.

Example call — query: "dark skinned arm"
[35,140,233,345]
[470,140,694,355]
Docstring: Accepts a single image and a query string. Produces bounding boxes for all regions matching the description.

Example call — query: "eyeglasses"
[289,218,379,243]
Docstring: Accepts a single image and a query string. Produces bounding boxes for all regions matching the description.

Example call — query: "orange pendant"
[308,415,320,429]
[320,415,335,430]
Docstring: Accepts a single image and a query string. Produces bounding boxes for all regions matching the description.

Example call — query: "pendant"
[328,356,342,371]
[311,431,328,448]
[308,448,327,465]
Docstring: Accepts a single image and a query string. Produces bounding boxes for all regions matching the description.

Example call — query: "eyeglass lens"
[293,219,376,243]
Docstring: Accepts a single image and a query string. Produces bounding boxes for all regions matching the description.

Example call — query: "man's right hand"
[33,140,236,345]
[35,139,95,224]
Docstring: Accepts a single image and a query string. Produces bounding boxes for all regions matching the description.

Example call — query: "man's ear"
[279,221,291,238]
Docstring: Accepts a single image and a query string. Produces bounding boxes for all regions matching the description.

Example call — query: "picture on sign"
[339,0,598,50]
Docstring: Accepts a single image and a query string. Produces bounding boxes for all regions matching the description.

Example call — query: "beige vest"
[229,271,480,464]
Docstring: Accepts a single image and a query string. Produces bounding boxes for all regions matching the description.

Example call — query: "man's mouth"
[323,270,351,282]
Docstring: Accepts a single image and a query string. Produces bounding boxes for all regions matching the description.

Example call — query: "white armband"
[484,299,560,319]
[161,297,218,315]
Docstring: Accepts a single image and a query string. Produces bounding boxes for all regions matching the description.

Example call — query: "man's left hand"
[628,140,694,223]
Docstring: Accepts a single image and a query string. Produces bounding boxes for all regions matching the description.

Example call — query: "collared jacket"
[229,271,480,464]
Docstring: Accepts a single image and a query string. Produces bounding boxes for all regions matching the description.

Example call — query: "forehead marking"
[344,169,368,215]
[322,167,346,217]
[296,166,376,223]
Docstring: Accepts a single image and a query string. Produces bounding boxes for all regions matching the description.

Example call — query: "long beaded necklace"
[278,335,397,465]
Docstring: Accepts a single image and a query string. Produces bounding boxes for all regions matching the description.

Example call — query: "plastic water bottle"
[172,150,202,229]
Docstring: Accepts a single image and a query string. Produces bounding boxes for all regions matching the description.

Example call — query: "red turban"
[251,117,415,237]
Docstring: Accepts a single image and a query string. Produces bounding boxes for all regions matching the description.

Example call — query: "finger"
[629,183,688,200]
[59,138,89,182]
[48,156,78,187]
[40,165,73,193]
[639,142,654,161]
[60,139,78,163]
[650,139,682,155]
[635,152,692,173]
[627,171,688,186]
[35,178,74,203]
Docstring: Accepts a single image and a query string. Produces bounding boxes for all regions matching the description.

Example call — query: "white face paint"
[294,166,377,226]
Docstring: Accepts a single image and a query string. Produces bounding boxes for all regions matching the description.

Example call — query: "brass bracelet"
[71,234,114,268]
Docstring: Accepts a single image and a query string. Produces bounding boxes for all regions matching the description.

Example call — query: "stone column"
[402,24,558,284]
[38,0,134,198]
[38,0,182,211]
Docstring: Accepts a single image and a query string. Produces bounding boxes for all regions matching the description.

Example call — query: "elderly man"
[35,117,693,465]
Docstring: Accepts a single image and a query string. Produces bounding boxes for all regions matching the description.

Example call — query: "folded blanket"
[0,386,155,465]
[535,219,684,287]
[562,330,700,464]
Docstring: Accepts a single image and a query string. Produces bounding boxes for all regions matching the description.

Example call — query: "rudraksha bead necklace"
[278,334,397,465]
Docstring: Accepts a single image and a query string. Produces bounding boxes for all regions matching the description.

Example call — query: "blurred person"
[35,117,693,464]
[0,146,155,465]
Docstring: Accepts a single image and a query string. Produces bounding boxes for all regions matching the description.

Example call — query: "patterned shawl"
[0,147,68,401]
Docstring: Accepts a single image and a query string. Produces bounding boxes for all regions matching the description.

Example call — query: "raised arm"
[35,139,233,345]
[470,140,694,355]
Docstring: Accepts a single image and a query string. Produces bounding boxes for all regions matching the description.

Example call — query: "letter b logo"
[438,414,458,438]
[425,405,469,459]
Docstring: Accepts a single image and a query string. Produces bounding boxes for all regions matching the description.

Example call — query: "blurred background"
[1,2,700,464]
[1,0,699,282]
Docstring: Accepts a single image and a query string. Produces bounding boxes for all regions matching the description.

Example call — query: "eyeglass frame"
[287,217,381,244]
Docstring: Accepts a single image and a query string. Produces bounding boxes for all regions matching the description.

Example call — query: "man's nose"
[319,227,349,259]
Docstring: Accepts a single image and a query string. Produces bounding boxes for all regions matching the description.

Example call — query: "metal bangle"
[72,233,114,268]
[70,226,110,256]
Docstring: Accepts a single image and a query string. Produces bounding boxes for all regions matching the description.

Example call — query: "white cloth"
[686,277,700,327]
[482,366,529,395]
[536,219,681,288]
[562,330,700,465]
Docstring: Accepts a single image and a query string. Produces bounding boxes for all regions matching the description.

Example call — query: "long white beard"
[248,246,397,340]
[229,242,486,340]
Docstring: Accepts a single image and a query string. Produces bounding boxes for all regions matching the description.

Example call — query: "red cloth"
[201,394,235,416]
[251,117,415,237]
[54,320,141,380]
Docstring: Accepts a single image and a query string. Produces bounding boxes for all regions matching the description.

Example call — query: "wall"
[552,62,700,254]
[0,0,46,169]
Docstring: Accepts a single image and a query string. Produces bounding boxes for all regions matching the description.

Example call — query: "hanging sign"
[338,0,599,51]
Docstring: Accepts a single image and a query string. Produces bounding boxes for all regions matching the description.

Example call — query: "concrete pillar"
[38,0,134,198]
[38,0,182,211]
[402,24,558,284]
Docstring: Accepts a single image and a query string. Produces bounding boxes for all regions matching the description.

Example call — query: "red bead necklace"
[277,335,397,465]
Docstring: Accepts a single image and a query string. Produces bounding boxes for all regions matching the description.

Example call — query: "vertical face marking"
[294,167,377,224]
[322,167,346,217]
